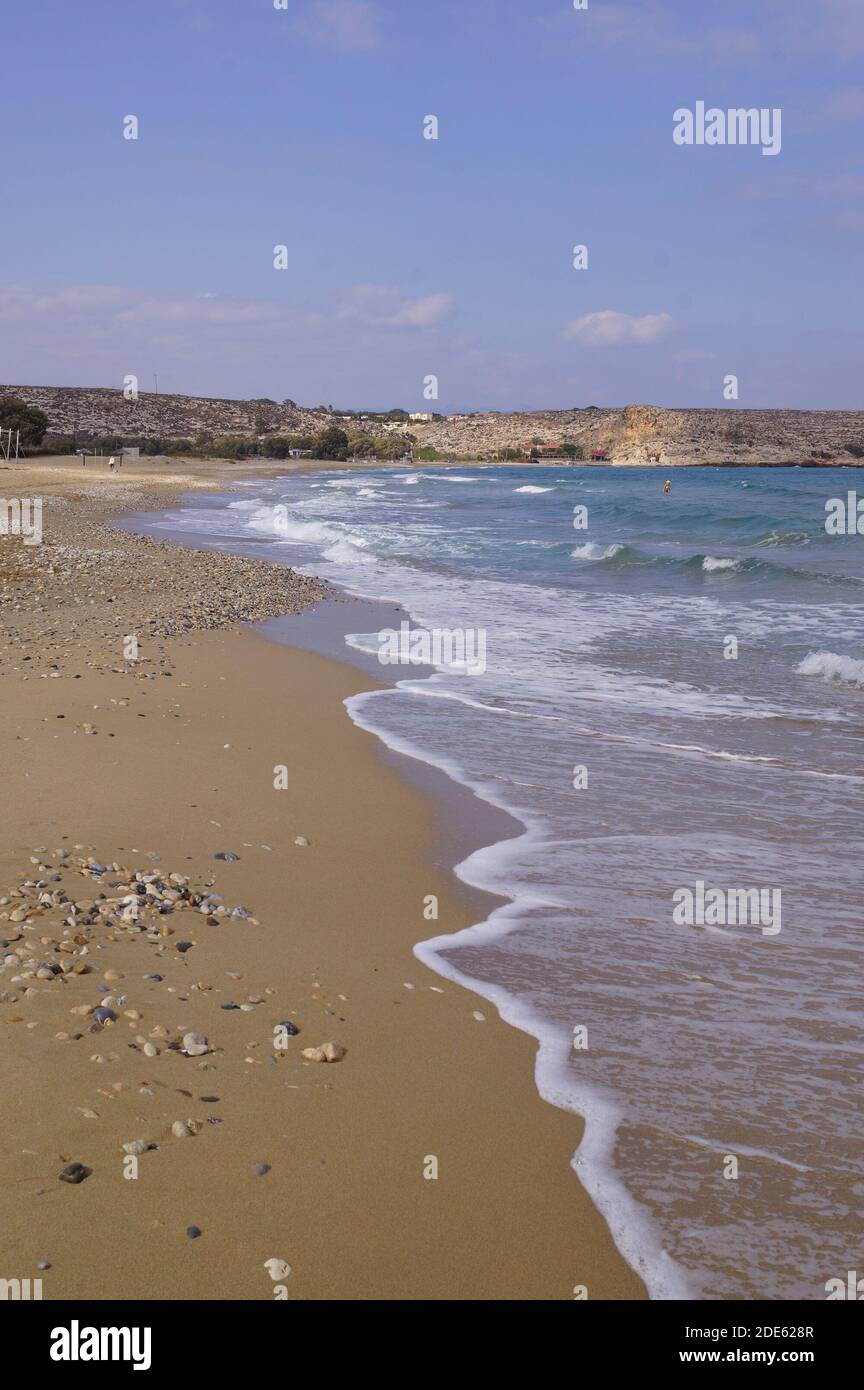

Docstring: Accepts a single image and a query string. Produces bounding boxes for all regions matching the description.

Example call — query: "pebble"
[276,1021,300,1037]
[183,1031,209,1057]
[59,1162,90,1184]
[93,1006,117,1025]
[171,1121,193,1139]
[186,1226,202,1239]
[214,852,239,862]
[37,1260,51,1271]
[264,1257,291,1282]
[301,1041,346,1064]
[294,836,309,847]
[122,1139,149,1156]
[252,1162,271,1177]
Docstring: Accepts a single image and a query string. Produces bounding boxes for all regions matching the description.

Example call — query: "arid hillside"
[416,403,864,465]
[0,384,363,443]
[3,386,863,464]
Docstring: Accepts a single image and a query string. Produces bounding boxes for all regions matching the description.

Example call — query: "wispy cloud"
[562,310,674,347]
[0,281,455,402]
[541,0,864,66]
[295,0,384,54]
[336,285,454,327]
[0,283,450,332]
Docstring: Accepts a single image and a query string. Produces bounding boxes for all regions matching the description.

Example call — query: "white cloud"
[562,310,674,347]
[337,285,454,327]
[296,0,384,54]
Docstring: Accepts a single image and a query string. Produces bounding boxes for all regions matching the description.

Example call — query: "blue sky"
[1,0,863,411]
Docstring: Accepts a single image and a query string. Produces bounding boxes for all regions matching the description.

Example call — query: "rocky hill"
[0,384,363,443]
[415,404,864,466]
[2,386,863,464]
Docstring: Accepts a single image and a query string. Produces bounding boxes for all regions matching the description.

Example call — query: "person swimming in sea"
[662,479,671,494]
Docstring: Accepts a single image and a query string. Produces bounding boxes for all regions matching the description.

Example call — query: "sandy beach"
[0,457,645,1301]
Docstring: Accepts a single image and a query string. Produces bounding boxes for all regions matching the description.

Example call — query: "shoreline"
[0,456,647,1300]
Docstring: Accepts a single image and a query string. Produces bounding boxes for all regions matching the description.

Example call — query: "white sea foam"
[702,555,740,572]
[514,485,556,493]
[322,539,374,564]
[571,542,623,560]
[797,650,864,686]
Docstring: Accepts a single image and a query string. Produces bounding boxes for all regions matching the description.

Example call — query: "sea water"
[134,464,864,1300]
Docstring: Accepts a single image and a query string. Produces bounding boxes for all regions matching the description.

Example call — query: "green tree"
[314,426,349,460]
[0,396,49,450]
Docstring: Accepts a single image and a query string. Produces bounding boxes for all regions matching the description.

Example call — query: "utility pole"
[154,373,159,395]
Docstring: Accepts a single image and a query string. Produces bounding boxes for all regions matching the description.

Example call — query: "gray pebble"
[59,1162,90,1184]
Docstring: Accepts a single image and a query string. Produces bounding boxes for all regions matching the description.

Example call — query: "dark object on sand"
[59,1162,90,1185]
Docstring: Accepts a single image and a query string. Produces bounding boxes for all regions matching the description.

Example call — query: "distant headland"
[2,384,863,466]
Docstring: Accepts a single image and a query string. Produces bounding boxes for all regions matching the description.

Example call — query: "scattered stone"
[186,1226,202,1240]
[122,1140,149,1156]
[252,1162,271,1177]
[294,836,310,847]
[301,1041,346,1064]
[59,1162,90,1184]
[214,852,239,862]
[264,1257,291,1282]
[183,1031,208,1057]
[93,1006,117,1025]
